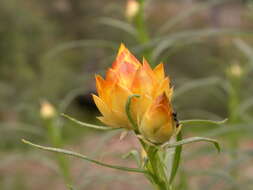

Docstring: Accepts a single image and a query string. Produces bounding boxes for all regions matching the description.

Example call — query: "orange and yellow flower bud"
[139,93,176,144]
[93,44,177,143]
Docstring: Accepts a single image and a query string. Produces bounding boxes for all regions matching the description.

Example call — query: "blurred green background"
[0,0,253,189]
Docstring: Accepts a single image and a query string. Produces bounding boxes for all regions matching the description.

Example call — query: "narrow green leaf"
[169,131,182,184]
[236,97,253,116]
[98,17,138,38]
[206,124,253,137]
[157,0,223,34]
[173,77,220,98]
[152,29,246,62]
[180,118,228,126]
[61,113,119,130]
[234,39,253,64]
[22,139,146,174]
[0,122,43,136]
[122,150,141,167]
[43,40,116,61]
[162,137,220,153]
[137,135,158,148]
[125,94,140,129]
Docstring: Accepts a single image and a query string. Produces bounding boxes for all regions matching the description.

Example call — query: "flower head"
[93,44,177,143]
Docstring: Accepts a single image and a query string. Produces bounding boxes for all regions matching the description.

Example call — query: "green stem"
[169,131,182,184]
[45,118,72,184]
[135,0,152,64]
[140,140,170,190]
[125,94,169,189]
[136,0,149,43]
[227,73,242,181]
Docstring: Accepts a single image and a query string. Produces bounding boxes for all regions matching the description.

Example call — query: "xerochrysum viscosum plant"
[23,44,225,190]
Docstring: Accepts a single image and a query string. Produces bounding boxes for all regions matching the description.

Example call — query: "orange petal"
[112,109,131,129]
[152,77,171,98]
[93,94,131,128]
[97,116,119,128]
[131,66,154,95]
[142,58,154,75]
[105,68,119,84]
[95,74,116,104]
[152,122,175,143]
[153,63,165,82]
[131,94,152,125]
[95,75,105,97]
[145,93,173,126]
[116,43,127,58]
[117,61,139,88]
[97,110,131,129]
[92,94,111,118]
[111,83,132,113]
[112,44,141,70]
[97,116,113,126]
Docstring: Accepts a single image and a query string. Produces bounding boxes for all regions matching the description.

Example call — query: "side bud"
[139,94,176,144]
[40,100,56,119]
[125,0,140,21]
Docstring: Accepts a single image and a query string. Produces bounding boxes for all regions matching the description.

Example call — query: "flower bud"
[125,0,140,21]
[139,94,176,144]
[228,63,243,78]
[40,100,56,119]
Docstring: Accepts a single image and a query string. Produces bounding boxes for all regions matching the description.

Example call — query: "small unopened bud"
[40,101,56,119]
[229,64,243,77]
[126,0,140,21]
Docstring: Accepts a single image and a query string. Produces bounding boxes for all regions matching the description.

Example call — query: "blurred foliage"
[0,0,253,189]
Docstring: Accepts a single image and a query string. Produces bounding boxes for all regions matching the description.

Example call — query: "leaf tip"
[61,113,68,118]
[220,118,228,124]
[21,139,28,144]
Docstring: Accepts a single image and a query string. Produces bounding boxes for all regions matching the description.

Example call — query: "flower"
[93,44,177,143]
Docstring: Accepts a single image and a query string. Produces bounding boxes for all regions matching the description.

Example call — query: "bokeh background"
[0,0,253,189]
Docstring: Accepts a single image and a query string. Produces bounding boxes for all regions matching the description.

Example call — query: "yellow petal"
[111,83,132,113]
[112,43,141,70]
[95,75,106,98]
[131,94,152,125]
[152,77,171,98]
[95,74,116,105]
[97,116,118,128]
[142,58,154,77]
[92,94,111,118]
[131,66,154,96]
[117,43,127,57]
[152,122,175,143]
[153,63,165,81]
